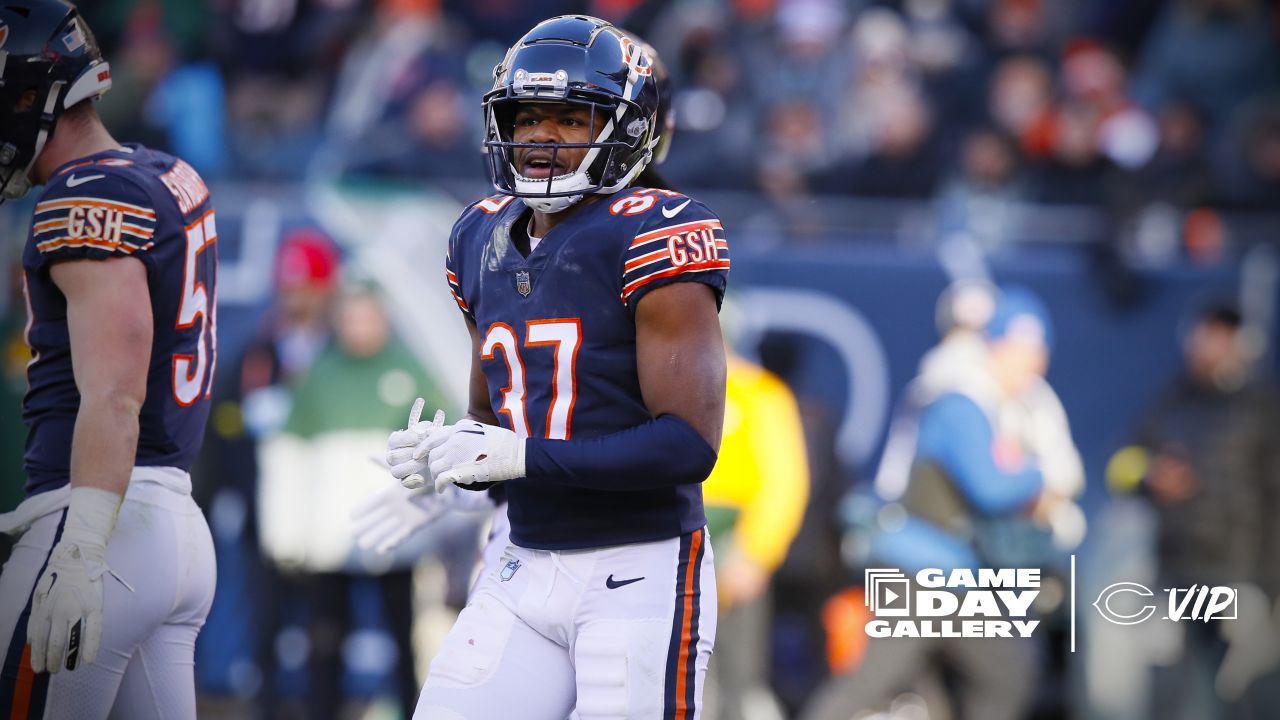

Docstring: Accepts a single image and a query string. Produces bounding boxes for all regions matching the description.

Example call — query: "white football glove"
[351,482,447,554]
[28,487,131,673]
[351,481,496,554]
[425,420,526,492]
[386,398,446,490]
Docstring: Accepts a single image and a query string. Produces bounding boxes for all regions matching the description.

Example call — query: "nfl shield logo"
[515,270,532,297]
[500,558,522,582]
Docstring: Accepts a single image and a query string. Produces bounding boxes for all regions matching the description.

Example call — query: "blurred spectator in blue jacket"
[808,286,1083,720]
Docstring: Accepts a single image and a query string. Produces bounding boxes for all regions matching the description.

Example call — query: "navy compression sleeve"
[523,414,718,491]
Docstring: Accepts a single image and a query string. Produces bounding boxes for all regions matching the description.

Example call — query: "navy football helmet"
[0,0,112,201]
[484,15,662,213]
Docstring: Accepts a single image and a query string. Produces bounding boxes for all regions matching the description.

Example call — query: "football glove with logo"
[28,487,130,673]
[423,420,526,493]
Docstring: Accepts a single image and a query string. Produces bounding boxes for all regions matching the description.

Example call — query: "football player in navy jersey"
[353,31,677,567]
[384,15,728,719]
[0,2,216,718]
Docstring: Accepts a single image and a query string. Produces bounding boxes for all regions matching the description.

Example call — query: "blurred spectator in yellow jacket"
[703,351,810,720]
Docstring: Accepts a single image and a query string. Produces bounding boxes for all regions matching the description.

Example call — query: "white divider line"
[1070,554,1077,653]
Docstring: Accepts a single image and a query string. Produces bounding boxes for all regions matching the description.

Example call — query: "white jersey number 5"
[173,210,217,406]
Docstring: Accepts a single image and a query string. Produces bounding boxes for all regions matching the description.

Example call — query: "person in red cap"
[255,229,342,397]
[199,226,342,717]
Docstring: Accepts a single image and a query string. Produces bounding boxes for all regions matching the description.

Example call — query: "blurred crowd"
[84,0,1279,238]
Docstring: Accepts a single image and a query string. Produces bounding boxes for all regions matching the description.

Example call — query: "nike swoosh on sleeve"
[66,174,106,187]
[661,199,692,219]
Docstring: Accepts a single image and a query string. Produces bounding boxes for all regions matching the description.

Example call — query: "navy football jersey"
[21,144,217,497]
[446,188,730,550]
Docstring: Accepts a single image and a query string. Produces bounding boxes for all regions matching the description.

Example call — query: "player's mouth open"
[521,152,567,179]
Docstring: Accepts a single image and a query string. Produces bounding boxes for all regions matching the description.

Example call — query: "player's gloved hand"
[351,481,497,554]
[29,487,131,673]
[424,420,526,493]
[351,482,449,554]
[386,398,446,489]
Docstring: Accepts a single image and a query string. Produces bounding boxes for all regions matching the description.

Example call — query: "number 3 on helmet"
[484,15,662,214]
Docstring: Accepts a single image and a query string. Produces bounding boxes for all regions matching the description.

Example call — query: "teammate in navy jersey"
[383,15,727,718]
[0,3,216,718]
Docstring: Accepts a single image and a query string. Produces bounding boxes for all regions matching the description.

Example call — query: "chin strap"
[519,193,582,214]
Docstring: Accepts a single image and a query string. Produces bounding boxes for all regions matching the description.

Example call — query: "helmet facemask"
[485,90,652,214]
[0,74,62,201]
[482,17,660,214]
[0,7,111,203]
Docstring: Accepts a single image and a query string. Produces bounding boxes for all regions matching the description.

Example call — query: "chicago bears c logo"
[0,24,9,49]
[619,36,653,78]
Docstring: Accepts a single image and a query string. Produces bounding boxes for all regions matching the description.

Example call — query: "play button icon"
[865,571,911,616]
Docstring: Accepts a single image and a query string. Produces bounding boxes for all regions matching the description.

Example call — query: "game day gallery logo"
[864,562,1240,647]
[863,568,1042,638]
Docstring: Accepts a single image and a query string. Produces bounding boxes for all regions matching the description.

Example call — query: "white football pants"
[417,527,717,720]
[0,467,215,719]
